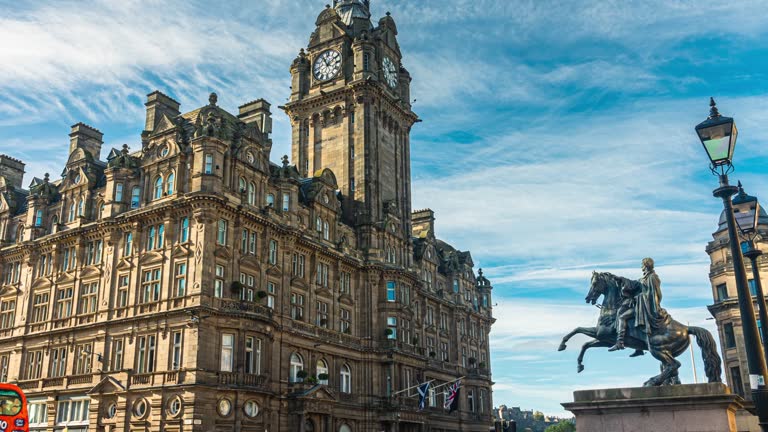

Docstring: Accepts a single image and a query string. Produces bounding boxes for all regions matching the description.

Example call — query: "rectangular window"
[749,279,757,297]
[204,154,213,174]
[174,263,187,297]
[77,282,98,315]
[400,284,411,304]
[31,292,49,324]
[25,350,44,379]
[293,253,306,277]
[217,219,227,245]
[387,316,397,340]
[363,52,370,71]
[171,331,183,370]
[268,240,278,264]
[55,397,90,427]
[340,271,351,294]
[291,293,305,320]
[221,333,234,372]
[146,224,165,249]
[74,342,93,375]
[426,306,434,326]
[49,347,68,378]
[468,389,475,412]
[117,275,129,308]
[267,282,276,309]
[115,182,124,202]
[340,308,351,334]
[0,354,7,382]
[136,335,156,373]
[731,366,744,397]
[282,193,290,211]
[429,385,436,407]
[0,299,15,329]
[453,278,460,293]
[112,338,124,371]
[441,342,449,362]
[249,232,257,255]
[716,283,728,301]
[55,287,74,319]
[386,281,396,302]
[35,209,44,227]
[316,301,329,327]
[140,269,162,304]
[215,265,225,298]
[316,263,329,287]
[245,336,262,375]
[241,229,248,252]
[131,186,141,208]
[440,312,448,330]
[180,217,189,243]
[124,232,133,256]
[28,398,47,428]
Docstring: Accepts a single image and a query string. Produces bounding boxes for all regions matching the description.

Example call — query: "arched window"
[154,177,163,200]
[68,202,76,222]
[35,210,43,227]
[239,177,246,193]
[77,199,84,217]
[323,221,329,240]
[340,364,351,393]
[179,217,190,243]
[290,353,304,382]
[167,172,175,195]
[268,240,278,265]
[316,359,329,385]
[339,425,352,432]
[316,217,322,232]
[50,216,59,234]
[266,194,275,207]
[98,203,105,220]
[248,182,256,205]
[15,225,24,243]
[131,186,141,209]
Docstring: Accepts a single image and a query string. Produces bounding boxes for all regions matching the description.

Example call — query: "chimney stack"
[238,99,273,137]
[69,123,103,160]
[144,90,181,133]
[0,155,25,189]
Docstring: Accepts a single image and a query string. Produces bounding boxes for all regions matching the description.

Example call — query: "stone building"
[0,1,495,431]
[707,186,768,431]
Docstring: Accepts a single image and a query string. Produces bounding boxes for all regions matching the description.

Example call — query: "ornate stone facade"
[0,2,494,431]
[707,203,768,431]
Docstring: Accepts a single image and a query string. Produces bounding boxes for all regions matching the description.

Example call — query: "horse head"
[586,271,604,305]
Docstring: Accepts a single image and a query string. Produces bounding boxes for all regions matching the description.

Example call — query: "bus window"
[0,390,22,416]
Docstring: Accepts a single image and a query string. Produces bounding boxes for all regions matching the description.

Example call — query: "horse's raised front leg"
[558,326,598,351]
[577,339,612,373]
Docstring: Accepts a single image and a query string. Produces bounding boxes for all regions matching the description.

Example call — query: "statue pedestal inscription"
[562,383,746,432]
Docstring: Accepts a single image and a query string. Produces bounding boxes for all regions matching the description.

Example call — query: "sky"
[2,0,768,417]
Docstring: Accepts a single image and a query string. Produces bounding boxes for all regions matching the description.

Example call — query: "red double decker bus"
[0,384,28,432]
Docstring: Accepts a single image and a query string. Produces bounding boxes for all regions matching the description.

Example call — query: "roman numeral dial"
[313,49,342,81]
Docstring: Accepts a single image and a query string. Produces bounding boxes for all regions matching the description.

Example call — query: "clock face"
[246,152,255,164]
[382,56,398,88]
[313,49,342,81]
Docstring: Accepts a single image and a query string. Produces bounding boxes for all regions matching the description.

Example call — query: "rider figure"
[609,257,663,355]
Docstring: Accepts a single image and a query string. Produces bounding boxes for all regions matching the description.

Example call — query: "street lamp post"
[733,184,768,363]
[696,98,768,430]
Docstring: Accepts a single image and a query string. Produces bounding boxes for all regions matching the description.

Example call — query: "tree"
[544,421,576,432]
[533,411,545,422]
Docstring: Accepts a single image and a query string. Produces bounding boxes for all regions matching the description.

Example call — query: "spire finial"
[282,155,290,167]
[709,97,720,119]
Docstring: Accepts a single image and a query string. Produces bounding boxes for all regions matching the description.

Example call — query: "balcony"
[216,372,269,391]
[287,319,359,348]
[17,379,40,391]
[213,298,272,321]
[68,374,93,385]
[129,370,185,388]
[52,317,73,329]
[77,313,97,325]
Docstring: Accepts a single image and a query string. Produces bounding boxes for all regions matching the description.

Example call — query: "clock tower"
[283,0,419,264]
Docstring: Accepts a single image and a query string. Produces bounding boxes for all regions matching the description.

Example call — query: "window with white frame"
[204,154,213,174]
[468,388,475,412]
[49,346,68,377]
[440,342,449,362]
[221,333,234,372]
[179,217,189,242]
[214,265,225,298]
[266,193,275,207]
[316,263,329,287]
[0,299,15,329]
[386,281,396,302]
[115,183,124,202]
[25,350,44,379]
[292,253,306,277]
[340,308,351,334]
[136,334,156,373]
[248,182,256,205]
[317,359,329,384]
[290,353,303,382]
[291,293,305,320]
[31,292,49,324]
[131,186,141,208]
[123,232,133,256]
[323,220,330,240]
[282,192,290,211]
[77,282,98,315]
[267,282,276,309]
[55,396,90,430]
[171,331,183,370]
[174,263,187,297]
[217,219,228,245]
[316,301,328,328]
[340,272,351,294]
[147,224,164,250]
[0,353,7,382]
[28,397,47,429]
[167,172,175,195]
[54,287,74,319]
[111,338,124,371]
[140,269,161,304]
[74,342,93,375]
[116,275,129,308]
[387,317,397,340]
[239,272,255,301]
[268,240,278,264]
[245,336,261,375]
[154,176,163,200]
[340,364,351,393]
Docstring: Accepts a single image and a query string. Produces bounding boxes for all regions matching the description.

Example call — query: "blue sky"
[2,0,768,416]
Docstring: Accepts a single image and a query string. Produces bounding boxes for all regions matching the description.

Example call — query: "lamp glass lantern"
[733,187,761,237]
[695,99,738,166]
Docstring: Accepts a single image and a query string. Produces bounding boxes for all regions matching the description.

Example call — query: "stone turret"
[0,155,25,189]
[69,123,103,160]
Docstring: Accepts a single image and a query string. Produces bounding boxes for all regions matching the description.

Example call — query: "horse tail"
[689,326,723,383]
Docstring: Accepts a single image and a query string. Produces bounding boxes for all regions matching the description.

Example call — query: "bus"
[0,383,28,432]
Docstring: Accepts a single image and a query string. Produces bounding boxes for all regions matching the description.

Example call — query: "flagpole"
[392,379,436,396]
[429,376,465,393]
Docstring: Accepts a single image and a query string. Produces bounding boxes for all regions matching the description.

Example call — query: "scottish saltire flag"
[417,381,431,410]
[444,379,461,412]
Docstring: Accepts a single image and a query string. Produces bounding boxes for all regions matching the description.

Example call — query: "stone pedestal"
[562,383,747,432]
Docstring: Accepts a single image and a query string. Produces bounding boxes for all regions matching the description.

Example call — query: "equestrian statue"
[558,258,722,386]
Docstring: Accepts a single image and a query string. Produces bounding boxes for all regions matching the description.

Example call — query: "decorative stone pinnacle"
[709,97,720,119]
[478,268,483,277]
[43,173,49,183]
[282,155,290,167]
[122,144,129,154]
[209,92,218,106]
[386,11,391,16]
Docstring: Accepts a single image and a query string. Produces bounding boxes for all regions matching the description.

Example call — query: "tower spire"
[333,0,371,26]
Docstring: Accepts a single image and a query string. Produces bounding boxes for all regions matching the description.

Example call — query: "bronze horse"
[558,271,722,386]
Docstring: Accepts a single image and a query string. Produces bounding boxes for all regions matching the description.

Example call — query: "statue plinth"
[562,383,746,432]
